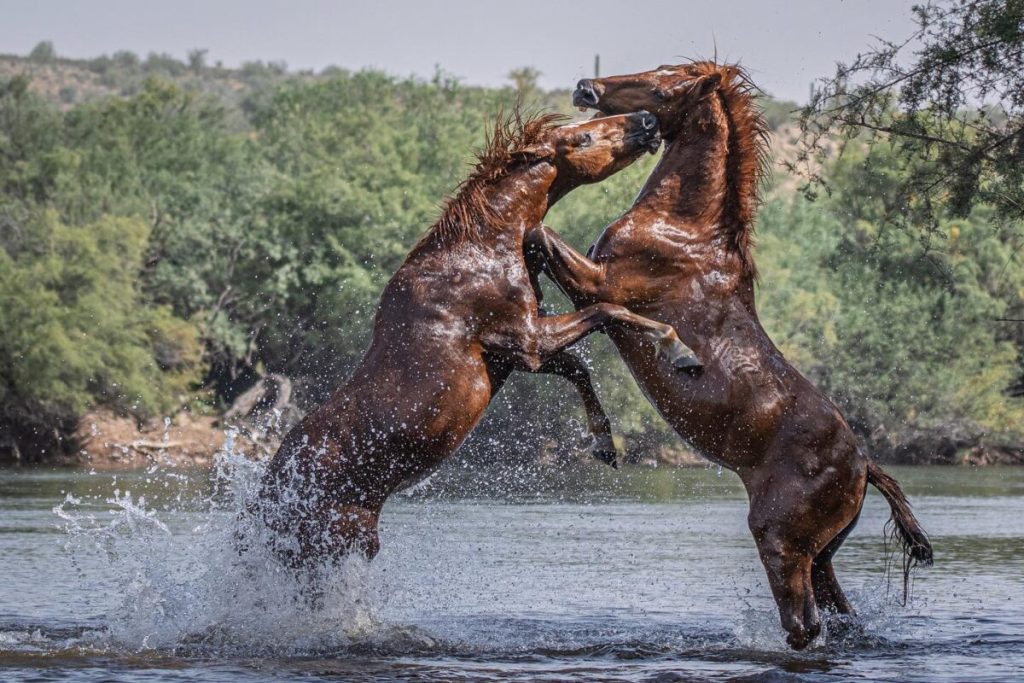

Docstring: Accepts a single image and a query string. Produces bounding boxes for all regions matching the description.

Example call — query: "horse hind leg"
[812,557,853,615]
[300,504,381,563]
[812,513,860,616]
[751,526,821,650]
[330,504,381,559]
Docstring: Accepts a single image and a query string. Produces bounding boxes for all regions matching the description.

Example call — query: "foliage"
[28,41,56,64]
[758,184,1024,452]
[0,49,1021,463]
[797,0,1024,230]
[0,212,202,461]
[795,0,1024,425]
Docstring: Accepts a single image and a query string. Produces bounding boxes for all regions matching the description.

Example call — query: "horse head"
[574,62,742,140]
[526,112,661,199]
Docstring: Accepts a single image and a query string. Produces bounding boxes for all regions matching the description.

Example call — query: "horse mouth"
[575,103,607,118]
[572,86,599,109]
[627,131,662,155]
[641,135,662,154]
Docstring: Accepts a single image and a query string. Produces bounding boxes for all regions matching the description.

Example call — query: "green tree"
[0,212,202,462]
[798,0,1024,229]
[757,144,1024,460]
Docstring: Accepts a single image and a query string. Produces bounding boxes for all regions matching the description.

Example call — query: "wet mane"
[692,62,770,279]
[413,110,566,252]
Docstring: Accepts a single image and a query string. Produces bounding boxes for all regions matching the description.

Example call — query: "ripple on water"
[0,454,1022,681]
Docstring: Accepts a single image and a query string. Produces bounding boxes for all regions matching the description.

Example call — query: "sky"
[0,0,918,103]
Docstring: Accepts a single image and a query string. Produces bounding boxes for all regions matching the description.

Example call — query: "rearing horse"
[257,111,698,564]
[528,62,933,649]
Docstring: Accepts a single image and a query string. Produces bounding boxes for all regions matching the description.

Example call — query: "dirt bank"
[44,410,1024,471]
[71,410,272,470]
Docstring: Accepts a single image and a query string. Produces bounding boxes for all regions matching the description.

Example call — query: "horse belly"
[607,323,780,469]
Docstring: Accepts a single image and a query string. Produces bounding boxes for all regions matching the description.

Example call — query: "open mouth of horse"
[572,84,598,108]
[573,86,610,118]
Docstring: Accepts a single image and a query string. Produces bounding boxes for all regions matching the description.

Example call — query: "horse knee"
[330,505,381,559]
[594,302,627,318]
[298,504,380,561]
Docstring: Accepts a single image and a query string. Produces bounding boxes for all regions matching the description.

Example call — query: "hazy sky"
[1,0,918,102]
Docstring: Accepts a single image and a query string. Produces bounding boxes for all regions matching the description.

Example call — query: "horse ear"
[665,72,722,100]
[512,140,555,162]
[691,72,723,99]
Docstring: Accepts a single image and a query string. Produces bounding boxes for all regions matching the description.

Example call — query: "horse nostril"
[574,80,599,106]
[638,111,657,130]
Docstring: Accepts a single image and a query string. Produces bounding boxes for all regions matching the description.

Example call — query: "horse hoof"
[786,631,812,651]
[657,336,701,374]
[592,448,619,468]
[786,621,820,650]
[590,434,620,468]
[673,354,703,374]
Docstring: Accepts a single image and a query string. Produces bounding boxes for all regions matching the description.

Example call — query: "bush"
[28,41,56,64]
[0,212,202,461]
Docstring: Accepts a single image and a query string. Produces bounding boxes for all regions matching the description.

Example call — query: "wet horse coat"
[529,62,933,649]
[258,111,697,563]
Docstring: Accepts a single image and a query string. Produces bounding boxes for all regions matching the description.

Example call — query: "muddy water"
[1,461,1022,682]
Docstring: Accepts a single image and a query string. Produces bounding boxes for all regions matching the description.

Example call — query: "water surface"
[1,461,1021,682]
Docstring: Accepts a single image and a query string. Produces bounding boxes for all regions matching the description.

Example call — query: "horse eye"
[578,133,594,147]
[654,90,667,101]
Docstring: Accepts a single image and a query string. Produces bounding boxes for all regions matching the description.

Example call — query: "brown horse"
[527,62,933,649]
[257,110,699,565]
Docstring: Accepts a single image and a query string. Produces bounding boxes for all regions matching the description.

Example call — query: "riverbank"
[55,410,271,470]
[5,408,1017,471]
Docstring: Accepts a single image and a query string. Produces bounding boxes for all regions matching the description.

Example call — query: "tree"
[758,143,1024,461]
[797,0,1024,230]
[0,213,202,462]
[187,48,208,74]
[508,67,541,94]
[28,41,57,64]
[796,0,1024,414]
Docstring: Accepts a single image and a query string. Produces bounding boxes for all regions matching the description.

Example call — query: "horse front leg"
[524,224,611,307]
[521,246,619,466]
[527,303,701,373]
[533,351,620,467]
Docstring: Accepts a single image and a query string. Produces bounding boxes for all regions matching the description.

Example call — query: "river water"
[1,455,1022,682]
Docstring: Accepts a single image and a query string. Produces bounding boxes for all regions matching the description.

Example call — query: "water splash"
[731,580,927,654]
[53,436,387,656]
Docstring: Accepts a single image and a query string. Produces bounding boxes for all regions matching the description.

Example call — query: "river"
[1,457,1022,682]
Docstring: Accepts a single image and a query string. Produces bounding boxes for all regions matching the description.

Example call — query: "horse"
[526,62,933,649]
[256,110,700,566]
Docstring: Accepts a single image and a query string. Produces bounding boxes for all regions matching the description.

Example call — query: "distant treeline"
[0,45,1020,464]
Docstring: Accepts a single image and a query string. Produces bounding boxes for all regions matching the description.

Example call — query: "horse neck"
[476,164,555,247]
[636,101,730,236]
[633,98,759,307]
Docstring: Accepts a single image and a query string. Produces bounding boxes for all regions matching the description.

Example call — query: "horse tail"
[867,459,933,601]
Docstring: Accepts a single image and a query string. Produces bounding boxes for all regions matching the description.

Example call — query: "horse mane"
[692,62,771,280]
[412,109,566,253]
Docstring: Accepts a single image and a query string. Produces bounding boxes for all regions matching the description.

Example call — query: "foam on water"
[52,432,390,656]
